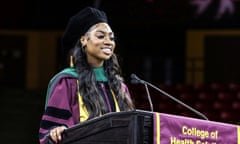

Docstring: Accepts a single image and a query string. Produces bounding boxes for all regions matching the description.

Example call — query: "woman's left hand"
[49,126,67,143]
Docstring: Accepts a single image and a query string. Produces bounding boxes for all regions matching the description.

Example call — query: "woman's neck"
[87,56,104,67]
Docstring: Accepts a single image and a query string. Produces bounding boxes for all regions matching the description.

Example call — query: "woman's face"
[81,23,116,67]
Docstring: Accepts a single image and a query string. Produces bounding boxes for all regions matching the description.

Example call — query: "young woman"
[39,7,135,144]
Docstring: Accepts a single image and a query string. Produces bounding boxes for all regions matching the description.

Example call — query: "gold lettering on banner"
[182,126,209,139]
[210,130,218,139]
[170,137,194,144]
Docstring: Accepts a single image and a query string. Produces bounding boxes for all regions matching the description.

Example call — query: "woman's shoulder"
[47,67,78,89]
[44,67,79,109]
[55,67,78,78]
[50,67,78,81]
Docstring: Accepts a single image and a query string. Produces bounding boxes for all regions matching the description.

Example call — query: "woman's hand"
[49,126,67,143]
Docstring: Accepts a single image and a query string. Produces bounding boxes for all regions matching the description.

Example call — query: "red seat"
[236,92,240,100]
[232,101,240,110]
[194,102,212,111]
[198,92,216,102]
[193,83,211,93]
[210,83,228,92]
[228,83,240,92]
[203,111,220,121]
[178,92,196,104]
[156,101,176,113]
[175,84,194,93]
[220,111,238,124]
[217,92,234,102]
[213,101,231,111]
[158,84,176,96]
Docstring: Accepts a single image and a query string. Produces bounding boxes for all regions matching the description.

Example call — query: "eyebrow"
[96,30,114,35]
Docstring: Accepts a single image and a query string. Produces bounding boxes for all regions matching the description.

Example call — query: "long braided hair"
[70,40,135,120]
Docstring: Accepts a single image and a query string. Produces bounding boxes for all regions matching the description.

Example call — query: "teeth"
[102,48,111,54]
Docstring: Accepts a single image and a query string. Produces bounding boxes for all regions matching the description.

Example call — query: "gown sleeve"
[39,77,80,144]
[122,82,131,97]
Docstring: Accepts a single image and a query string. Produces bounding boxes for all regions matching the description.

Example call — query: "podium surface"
[61,110,153,144]
[60,110,240,144]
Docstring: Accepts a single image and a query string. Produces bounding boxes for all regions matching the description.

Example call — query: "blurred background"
[1,0,240,143]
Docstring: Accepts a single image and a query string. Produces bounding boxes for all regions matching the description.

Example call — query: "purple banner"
[153,112,239,144]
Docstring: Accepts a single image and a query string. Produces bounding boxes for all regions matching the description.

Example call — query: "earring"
[81,45,86,53]
[70,55,74,67]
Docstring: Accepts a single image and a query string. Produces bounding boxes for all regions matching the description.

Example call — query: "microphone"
[130,73,209,120]
[131,74,153,112]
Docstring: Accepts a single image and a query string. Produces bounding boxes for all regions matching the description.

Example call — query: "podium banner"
[153,112,240,144]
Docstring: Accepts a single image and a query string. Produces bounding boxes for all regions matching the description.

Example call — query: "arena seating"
[128,83,240,125]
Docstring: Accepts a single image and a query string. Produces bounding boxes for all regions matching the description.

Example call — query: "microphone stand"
[131,74,208,120]
[144,83,153,112]
[145,80,209,120]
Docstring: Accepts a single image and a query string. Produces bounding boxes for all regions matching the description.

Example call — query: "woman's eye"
[97,35,105,39]
[110,37,115,41]
[96,34,115,41]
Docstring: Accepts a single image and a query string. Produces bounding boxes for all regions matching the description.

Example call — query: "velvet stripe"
[40,119,64,130]
[45,106,72,120]
[39,131,48,139]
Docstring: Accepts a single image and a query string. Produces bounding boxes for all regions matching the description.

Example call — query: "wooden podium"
[60,110,153,144]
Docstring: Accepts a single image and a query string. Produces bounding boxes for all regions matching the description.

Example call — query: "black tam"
[62,7,108,52]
